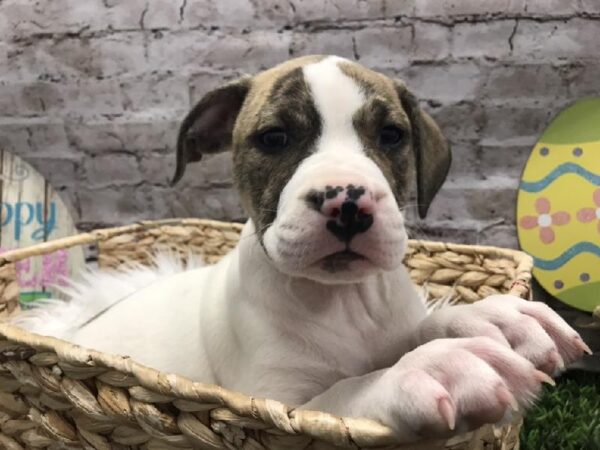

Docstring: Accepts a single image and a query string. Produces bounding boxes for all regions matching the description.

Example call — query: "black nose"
[326,201,373,243]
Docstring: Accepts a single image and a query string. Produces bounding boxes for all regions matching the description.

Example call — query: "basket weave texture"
[0,219,533,450]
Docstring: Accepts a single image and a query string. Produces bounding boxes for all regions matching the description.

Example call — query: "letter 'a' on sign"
[0,149,85,309]
[517,98,600,312]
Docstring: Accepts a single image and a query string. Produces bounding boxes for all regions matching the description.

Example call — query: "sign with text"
[0,150,85,306]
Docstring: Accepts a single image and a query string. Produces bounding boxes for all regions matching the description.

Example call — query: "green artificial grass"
[521,371,600,450]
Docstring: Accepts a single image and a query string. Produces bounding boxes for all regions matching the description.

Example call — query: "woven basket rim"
[0,218,533,448]
[0,217,533,267]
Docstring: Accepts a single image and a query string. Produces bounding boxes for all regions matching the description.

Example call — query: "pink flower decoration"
[520,197,571,244]
[577,189,600,234]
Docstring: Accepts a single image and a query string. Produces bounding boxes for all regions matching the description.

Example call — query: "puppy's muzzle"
[306,184,375,243]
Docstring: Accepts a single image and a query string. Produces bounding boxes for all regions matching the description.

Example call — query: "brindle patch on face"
[338,62,416,208]
[325,186,344,199]
[232,63,323,238]
[305,189,325,211]
[346,184,366,201]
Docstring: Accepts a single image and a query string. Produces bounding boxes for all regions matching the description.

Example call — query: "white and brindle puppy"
[17,55,590,443]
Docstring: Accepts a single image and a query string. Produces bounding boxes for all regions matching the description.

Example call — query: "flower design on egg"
[519,197,571,244]
[576,188,600,234]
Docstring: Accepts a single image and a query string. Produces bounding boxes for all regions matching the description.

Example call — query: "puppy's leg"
[417,295,591,375]
[300,337,547,444]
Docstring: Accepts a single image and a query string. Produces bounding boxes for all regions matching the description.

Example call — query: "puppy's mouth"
[319,249,368,273]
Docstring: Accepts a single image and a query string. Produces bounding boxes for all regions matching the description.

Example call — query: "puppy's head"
[174,56,451,283]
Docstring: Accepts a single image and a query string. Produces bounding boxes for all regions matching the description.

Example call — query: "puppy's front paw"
[418,295,591,375]
[374,337,548,440]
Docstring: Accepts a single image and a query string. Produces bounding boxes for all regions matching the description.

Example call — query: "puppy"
[16,55,589,444]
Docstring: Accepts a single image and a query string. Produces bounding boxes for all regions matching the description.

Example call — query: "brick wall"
[1,0,599,247]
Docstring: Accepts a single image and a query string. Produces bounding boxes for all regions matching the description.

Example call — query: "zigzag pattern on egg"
[520,162,600,192]
[533,242,600,271]
[516,98,600,313]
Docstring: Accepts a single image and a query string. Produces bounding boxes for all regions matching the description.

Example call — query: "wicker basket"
[0,218,533,450]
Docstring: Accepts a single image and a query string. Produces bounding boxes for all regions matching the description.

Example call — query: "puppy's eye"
[257,128,289,152]
[379,126,405,147]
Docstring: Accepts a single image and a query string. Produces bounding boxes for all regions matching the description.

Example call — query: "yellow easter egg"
[517,98,600,312]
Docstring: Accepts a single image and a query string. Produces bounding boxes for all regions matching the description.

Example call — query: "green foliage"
[521,371,600,450]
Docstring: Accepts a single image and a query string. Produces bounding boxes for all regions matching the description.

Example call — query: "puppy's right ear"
[172,76,251,184]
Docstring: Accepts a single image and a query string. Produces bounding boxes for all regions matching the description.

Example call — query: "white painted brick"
[580,0,600,13]
[0,82,19,114]
[79,186,152,224]
[0,9,11,41]
[430,180,519,223]
[512,18,600,60]
[141,0,182,30]
[62,79,125,116]
[400,62,484,102]
[2,33,148,81]
[65,113,180,153]
[481,103,568,143]
[291,30,356,60]
[0,42,46,83]
[415,0,525,17]
[250,0,298,27]
[0,81,65,116]
[522,0,581,16]
[452,20,515,59]
[82,33,149,77]
[482,64,568,101]
[479,144,532,177]
[563,62,600,98]
[354,26,412,69]
[382,0,416,17]
[84,153,142,188]
[412,22,451,60]
[164,186,245,221]
[148,29,291,74]
[104,0,156,30]
[139,152,175,186]
[427,101,485,143]
[175,0,297,29]
[120,73,190,113]
[0,0,107,38]
[209,0,257,28]
[202,30,292,72]
[146,30,217,75]
[0,118,74,157]
[480,225,519,249]
[180,0,254,29]
[289,0,386,22]
[443,143,481,181]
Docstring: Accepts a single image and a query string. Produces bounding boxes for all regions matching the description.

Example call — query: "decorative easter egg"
[517,98,600,312]
[0,149,85,311]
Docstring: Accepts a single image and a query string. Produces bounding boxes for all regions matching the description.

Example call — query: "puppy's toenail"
[548,350,565,372]
[496,385,519,412]
[437,396,456,431]
[574,336,593,355]
[534,370,556,387]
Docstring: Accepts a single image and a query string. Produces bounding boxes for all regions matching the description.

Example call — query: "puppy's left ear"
[395,81,451,219]
[172,76,252,184]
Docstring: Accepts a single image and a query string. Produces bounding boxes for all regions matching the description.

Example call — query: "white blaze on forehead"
[303,56,366,155]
